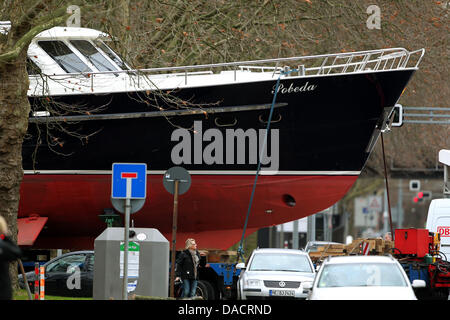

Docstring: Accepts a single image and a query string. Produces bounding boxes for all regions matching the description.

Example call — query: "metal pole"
[268,226,273,248]
[381,133,394,240]
[398,179,403,228]
[39,266,45,300]
[170,180,180,298]
[307,215,316,243]
[343,211,349,243]
[293,220,299,249]
[312,215,316,242]
[444,165,449,198]
[279,224,284,248]
[34,262,39,300]
[122,197,131,300]
[383,189,388,235]
[328,209,333,241]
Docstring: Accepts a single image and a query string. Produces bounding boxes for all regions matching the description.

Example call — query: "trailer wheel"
[196,280,215,300]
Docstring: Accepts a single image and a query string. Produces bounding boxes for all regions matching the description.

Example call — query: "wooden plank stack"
[308,243,347,262]
[199,250,237,263]
[308,238,394,263]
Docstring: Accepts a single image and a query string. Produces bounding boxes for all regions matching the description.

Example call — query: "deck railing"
[29,47,424,96]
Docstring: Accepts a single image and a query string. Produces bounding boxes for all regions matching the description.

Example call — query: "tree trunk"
[0,50,30,291]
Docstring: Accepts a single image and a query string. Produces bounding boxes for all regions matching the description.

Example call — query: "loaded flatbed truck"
[191,250,241,300]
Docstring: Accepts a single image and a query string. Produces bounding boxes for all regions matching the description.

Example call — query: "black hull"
[24,69,415,172]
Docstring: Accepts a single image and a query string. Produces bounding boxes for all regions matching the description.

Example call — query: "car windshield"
[248,253,313,272]
[317,263,408,288]
[45,254,87,273]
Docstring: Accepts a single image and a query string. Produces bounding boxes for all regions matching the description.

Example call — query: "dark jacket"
[175,249,205,280]
[0,236,22,300]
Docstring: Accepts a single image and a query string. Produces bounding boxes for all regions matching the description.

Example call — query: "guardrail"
[29,47,425,96]
[392,104,450,126]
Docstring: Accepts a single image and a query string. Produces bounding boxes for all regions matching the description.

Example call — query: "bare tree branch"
[0,14,70,63]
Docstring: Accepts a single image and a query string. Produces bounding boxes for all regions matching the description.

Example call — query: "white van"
[426,199,450,261]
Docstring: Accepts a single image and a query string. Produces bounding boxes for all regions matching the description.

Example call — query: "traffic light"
[413,191,432,203]
[413,191,423,203]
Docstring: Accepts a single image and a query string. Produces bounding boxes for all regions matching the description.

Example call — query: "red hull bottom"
[19,174,358,250]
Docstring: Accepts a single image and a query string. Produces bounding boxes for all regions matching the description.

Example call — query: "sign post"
[170,179,179,298]
[163,166,191,298]
[111,163,147,300]
[123,197,130,301]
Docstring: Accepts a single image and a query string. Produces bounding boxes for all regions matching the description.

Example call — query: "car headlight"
[245,279,262,287]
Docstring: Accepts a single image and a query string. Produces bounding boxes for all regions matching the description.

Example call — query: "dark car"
[19,251,94,297]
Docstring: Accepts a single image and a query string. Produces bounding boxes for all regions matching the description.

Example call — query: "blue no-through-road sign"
[111,163,147,199]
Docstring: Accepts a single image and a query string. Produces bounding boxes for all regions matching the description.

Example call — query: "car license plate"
[269,290,295,297]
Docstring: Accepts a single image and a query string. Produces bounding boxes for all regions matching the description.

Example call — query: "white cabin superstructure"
[27,26,424,98]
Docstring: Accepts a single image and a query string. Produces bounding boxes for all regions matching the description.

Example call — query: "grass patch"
[13,289,92,300]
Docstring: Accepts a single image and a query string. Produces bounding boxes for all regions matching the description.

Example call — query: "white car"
[237,248,315,300]
[307,255,426,300]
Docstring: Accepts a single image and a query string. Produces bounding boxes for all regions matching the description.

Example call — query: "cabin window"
[38,40,92,73]
[70,40,118,72]
[94,40,129,70]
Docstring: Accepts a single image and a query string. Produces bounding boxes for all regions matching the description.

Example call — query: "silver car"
[236,248,315,300]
